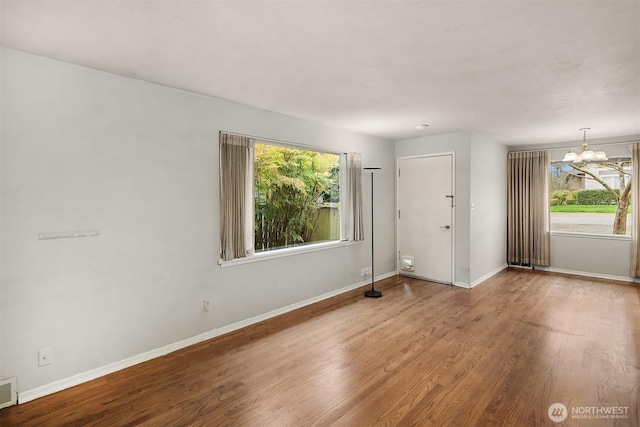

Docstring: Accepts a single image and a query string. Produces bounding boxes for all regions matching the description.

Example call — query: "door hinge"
[398,169,401,178]
[398,210,401,219]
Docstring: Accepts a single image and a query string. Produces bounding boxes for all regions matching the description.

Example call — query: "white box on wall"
[0,377,18,409]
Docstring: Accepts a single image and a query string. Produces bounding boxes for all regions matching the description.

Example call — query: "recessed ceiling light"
[415,124,429,130]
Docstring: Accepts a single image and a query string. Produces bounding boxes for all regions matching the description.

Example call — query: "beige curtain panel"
[507,150,551,266]
[219,133,254,261]
[630,143,640,276]
[342,153,364,241]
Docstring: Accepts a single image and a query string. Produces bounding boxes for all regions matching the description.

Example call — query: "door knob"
[440,225,451,229]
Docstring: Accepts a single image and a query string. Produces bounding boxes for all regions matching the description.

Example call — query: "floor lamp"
[363,167,382,298]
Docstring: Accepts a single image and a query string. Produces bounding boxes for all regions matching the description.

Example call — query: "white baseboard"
[453,263,508,289]
[507,264,640,283]
[470,263,508,288]
[18,271,397,404]
[541,267,638,283]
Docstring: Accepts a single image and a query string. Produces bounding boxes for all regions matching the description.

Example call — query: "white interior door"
[398,155,453,284]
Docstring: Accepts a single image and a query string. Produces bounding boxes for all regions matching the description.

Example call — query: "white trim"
[550,231,631,241]
[219,240,360,267]
[538,266,639,283]
[454,281,471,289]
[339,154,347,241]
[470,263,508,288]
[396,152,456,161]
[450,154,456,285]
[221,130,345,155]
[507,264,639,283]
[18,271,397,404]
[508,264,533,270]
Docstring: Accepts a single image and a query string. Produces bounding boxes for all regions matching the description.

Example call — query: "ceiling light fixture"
[415,124,429,130]
[562,128,607,163]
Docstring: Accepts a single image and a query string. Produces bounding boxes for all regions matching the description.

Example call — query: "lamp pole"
[363,167,382,298]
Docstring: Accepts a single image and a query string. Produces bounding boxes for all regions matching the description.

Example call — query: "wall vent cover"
[0,377,17,409]
[401,255,415,272]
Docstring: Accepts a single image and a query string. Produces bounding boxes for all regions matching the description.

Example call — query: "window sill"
[550,231,631,241]
[218,240,361,268]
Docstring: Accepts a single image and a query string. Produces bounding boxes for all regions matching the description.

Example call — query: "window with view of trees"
[254,142,341,252]
[550,158,632,235]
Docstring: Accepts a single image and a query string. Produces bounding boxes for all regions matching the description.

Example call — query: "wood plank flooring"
[2,268,639,426]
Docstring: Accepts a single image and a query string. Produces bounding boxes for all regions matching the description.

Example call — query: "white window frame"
[219,138,357,267]
[549,159,632,240]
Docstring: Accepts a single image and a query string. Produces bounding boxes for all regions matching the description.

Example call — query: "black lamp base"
[364,290,382,298]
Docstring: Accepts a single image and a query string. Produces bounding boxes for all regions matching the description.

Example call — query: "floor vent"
[0,377,17,409]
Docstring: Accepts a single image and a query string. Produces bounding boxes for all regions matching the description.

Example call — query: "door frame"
[396,152,456,284]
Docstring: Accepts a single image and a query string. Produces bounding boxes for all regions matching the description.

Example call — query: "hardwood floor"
[2,268,639,426]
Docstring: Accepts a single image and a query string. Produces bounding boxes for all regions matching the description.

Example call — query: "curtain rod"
[509,139,640,153]
[220,130,353,154]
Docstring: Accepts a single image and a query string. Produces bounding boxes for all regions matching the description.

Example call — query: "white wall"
[513,134,639,279]
[550,235,631,278]
[470,133,508,285]
[0,47,3,379]
[0,49,396,396]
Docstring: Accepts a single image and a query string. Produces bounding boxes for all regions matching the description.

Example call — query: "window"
[254,142,341,251]
[218,132,362,263]
[550,158,632,236]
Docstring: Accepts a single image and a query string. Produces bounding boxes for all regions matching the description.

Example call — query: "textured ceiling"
[1,1,639,145]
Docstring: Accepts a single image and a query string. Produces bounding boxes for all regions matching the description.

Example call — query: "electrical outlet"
[361,267,372,276]
[38,347,52,367]
[203,300,211,312]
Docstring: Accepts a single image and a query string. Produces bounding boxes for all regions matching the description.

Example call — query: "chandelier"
[562,128,607,162]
